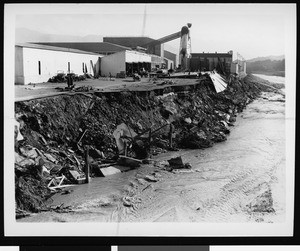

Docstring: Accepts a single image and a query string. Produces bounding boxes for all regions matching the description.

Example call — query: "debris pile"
[48,73,88,83]
[48,72,67,83]
[14,73,273,215]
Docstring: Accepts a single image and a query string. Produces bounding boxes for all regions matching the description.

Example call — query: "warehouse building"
[100,50,165,77]
[35,40,175,72]
[103,37,177,66]
[190,51,233,74]
[38,40,177,69]
[15,43,103,85]
[15,35,177,84]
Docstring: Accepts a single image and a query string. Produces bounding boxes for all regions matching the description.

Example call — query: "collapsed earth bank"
[14,74,276,216]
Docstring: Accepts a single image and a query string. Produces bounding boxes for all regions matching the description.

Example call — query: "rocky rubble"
[14,73,275,216]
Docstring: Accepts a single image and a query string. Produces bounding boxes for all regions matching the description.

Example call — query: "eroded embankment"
[14,74,274,217]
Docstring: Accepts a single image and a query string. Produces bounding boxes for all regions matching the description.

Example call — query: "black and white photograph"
[3,3,296,236]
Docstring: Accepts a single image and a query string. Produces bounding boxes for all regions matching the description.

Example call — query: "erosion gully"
[18,91,285,223]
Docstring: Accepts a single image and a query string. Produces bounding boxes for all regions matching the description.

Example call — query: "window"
[68,62,70,73]
[38,61,41,75]
[82,63,85,73]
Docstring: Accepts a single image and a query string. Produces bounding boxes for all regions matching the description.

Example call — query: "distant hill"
[247,55,285,63]
[15,28,103,43]
[246,57,285,77]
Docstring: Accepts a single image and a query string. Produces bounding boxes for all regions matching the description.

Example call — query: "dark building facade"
[190,52,233,74]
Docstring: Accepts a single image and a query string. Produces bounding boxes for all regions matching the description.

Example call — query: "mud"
[18,91,285,223]
[14,74,283,220]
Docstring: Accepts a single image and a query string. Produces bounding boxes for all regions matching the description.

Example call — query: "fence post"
[169,124,173,148]
[85,145,90,183]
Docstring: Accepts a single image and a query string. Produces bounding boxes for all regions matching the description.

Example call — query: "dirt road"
[18,91,285,223]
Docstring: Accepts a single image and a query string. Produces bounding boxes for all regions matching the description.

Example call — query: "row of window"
[37,61,87,75]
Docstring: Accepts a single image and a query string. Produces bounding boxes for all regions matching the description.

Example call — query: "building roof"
[15,43,103,56]
[103,37,156,48]
[101,49,164,64]
[31,42,131,54]
[191,52,233,58]
[164,50,177,62]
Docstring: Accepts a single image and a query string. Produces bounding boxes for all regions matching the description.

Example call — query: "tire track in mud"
[113,161,279,223]
[114,169,183,222]
[194,169,275,222]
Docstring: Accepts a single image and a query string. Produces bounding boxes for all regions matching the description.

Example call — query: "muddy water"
[253,74,285,84]
[19,92,285,223]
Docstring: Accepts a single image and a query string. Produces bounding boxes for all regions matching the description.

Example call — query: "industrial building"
[15,42,170,84]
[15,43,102,85]
[190,51,233,74]
[101,50,153,77]
[103,36,178,67]
[37,39,177,71]
[15,24,243,84]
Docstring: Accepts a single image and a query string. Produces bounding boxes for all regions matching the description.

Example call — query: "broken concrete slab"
[48,164,63,175]
[167,156,184,168]
[15,152,26,163]
[144,175,158,182]
[99,166,121,177]
[113,165,131,172]
[167,156,192,170]
[117,155,142,168]
[15,119,24,141]
[19,146,38,159]
[69,170,86,184]
[15,152,36,167]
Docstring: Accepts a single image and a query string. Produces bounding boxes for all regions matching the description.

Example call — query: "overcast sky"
[12,3,296,60]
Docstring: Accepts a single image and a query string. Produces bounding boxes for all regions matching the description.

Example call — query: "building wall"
[101,50,154,76]
[150,55,164,69]
[100,51,126,77]
[163,58,175,70]
[190,53,233,73]
[231,61,247,75]
[16,46,101,85]
[230,63,239,74]
[164,50,177,67]
[125,50,151,63]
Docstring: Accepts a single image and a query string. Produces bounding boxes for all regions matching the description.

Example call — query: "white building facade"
[15,43,103,85]
[100,50,169,77]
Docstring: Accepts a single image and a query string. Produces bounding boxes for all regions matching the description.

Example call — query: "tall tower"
[179,23,192,70]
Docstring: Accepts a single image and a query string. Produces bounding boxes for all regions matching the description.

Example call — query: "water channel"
[19,85,285,223]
